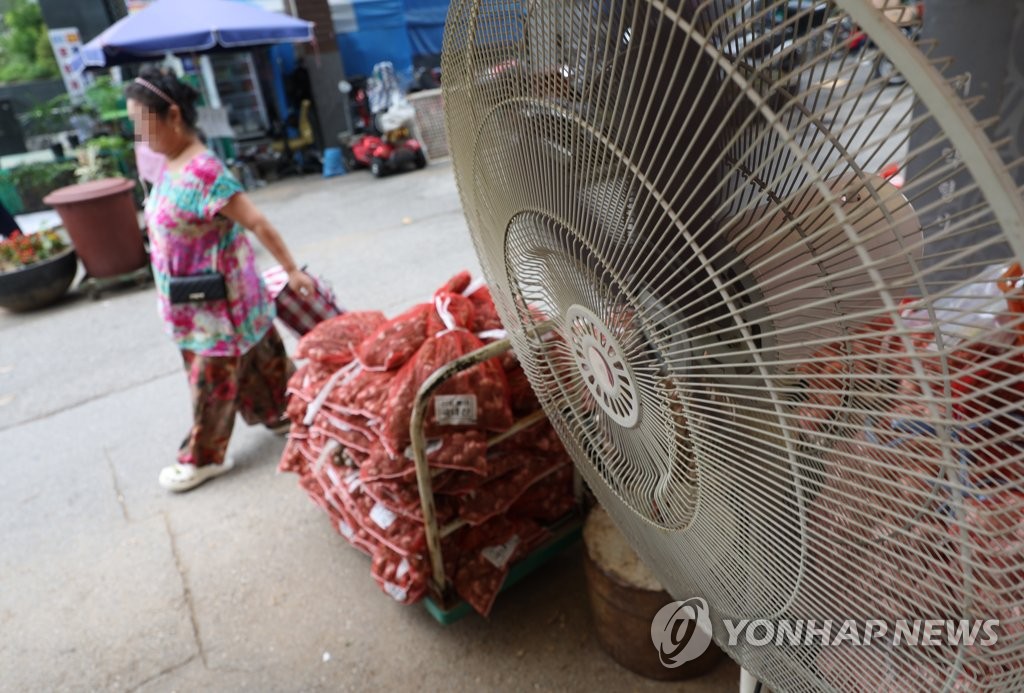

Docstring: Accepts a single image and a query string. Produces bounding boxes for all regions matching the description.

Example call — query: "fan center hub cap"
[566,305,640,428]
[587,345,616,393]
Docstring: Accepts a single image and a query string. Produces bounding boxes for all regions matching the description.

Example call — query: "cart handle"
[410,338,514,593]
[411,319,558,597]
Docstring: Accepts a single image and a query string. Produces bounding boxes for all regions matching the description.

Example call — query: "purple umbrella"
[82,0,314,67]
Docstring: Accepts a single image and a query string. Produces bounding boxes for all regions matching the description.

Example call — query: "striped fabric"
[263,265,343,336]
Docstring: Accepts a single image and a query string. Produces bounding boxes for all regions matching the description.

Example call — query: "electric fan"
[443,0,1024,690]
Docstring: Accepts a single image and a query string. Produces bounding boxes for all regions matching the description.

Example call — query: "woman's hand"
[288,268,316,297]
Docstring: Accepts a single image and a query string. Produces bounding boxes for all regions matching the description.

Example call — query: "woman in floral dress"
[126,68,315,492]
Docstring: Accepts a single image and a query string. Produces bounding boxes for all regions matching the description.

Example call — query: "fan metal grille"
[444,1,1024,690]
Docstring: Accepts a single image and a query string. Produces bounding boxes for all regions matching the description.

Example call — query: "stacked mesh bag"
[279,271,575,616]
[794,263,1024,689]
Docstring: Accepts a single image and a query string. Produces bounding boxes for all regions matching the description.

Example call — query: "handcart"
[408,335,584,624]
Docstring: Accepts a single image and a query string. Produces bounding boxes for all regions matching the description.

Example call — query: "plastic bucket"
[43,178,146,279]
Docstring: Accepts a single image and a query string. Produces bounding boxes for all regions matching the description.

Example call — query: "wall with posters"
[47,28,90,102]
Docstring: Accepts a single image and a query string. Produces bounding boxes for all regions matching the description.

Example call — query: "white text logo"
[723,618,999,648]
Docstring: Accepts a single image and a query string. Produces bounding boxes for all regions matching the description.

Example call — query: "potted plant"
[0,228,78,311]
[75,145,121,183]
[18,93,72,155]
[3,161,78,214]
[75,135,137,181]
[83,77,126,121]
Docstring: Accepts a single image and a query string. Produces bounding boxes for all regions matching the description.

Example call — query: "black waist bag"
[168,272,227,304]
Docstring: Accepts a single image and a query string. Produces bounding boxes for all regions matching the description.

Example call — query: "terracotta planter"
[43,178,147,279]
[0,247,78,312]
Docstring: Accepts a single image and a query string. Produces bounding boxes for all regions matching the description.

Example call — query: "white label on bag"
[338,520,354,539]
[482,535,520,569]
[396,558,410,580]
[370,502,397,530]
[434,394,477,426]
[383,581,408,602]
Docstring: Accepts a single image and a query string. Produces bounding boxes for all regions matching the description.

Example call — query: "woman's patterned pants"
[178,326,294,466]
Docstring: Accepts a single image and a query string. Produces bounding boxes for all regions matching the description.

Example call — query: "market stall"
[80,0,312,144]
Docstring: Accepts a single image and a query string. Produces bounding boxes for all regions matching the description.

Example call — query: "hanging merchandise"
[366,61,405,115]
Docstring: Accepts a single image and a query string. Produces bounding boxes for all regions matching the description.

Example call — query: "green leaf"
[0,0,60,84]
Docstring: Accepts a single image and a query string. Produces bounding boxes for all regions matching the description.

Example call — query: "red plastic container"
[43,178,147,279]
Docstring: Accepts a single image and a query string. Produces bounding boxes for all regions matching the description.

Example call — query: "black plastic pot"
[0,247,78,312]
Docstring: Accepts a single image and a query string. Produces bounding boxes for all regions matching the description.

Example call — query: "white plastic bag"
[900,264,1023,349]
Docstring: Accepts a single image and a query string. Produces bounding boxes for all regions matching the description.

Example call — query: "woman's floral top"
[145,151,274,356]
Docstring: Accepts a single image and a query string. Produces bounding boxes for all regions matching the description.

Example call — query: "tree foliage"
[0,0,60,84]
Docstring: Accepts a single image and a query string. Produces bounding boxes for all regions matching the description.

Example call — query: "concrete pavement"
[0,162,738,692]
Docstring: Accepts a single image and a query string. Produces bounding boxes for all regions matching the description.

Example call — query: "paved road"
[0,161,738,692]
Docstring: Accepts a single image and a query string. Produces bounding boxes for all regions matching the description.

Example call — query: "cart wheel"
[414,150,427,169]
[371,157,387,178]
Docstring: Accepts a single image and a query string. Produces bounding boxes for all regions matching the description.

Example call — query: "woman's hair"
[124,66,200,130]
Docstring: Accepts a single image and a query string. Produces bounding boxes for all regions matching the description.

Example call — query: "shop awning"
[81,0,314,67]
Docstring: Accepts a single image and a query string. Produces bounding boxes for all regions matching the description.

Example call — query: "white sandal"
[159,459,235,492]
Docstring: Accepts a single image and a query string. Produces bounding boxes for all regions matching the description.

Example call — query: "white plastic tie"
[462,275,487,297]
[315,439,342,474]
[433,294,467,336]
[303,361,360,426]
